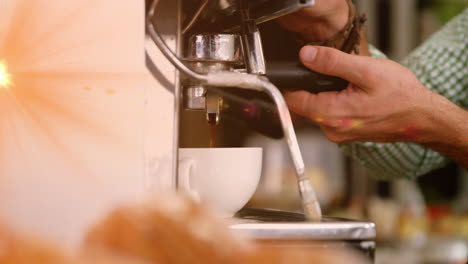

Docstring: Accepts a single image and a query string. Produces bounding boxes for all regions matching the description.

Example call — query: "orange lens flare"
[0,61,12,88]
[341,119,364,128]
[313,117,324,123]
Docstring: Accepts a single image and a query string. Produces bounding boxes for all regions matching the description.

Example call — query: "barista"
[278,0,468,179]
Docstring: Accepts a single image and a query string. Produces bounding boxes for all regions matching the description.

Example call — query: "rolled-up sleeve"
[341,9,467,180]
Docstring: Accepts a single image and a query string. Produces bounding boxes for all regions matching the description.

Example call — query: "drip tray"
[232,208,376,241]
[231,208,376,261]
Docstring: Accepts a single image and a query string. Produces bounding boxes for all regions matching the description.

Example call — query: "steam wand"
[147,0,322,221]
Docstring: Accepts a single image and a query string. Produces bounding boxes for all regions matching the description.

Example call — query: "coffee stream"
[208,113,217,148]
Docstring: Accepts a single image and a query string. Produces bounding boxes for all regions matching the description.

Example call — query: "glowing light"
[314,117,324,123]
[351,120,364,128]
[341,119,364,128]
[0,61,12,88]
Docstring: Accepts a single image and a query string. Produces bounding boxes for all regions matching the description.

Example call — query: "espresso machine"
[146,0,376,260]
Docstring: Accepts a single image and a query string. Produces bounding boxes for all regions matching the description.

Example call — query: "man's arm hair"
[423,97,468,170]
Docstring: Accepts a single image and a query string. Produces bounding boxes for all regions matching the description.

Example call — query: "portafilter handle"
[266,62,349,93]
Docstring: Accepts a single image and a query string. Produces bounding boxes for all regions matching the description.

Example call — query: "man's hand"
[285,46,463,144]
[277,0,349,42]
[285,46,468,168]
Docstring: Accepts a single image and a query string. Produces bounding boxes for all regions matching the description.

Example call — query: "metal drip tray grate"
[235,208,307,222]
[231,208,376,241]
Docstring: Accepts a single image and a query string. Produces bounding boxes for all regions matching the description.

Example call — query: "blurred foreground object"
[85,194,369,264]
[0,226,71,264]
[85,194,247,264]
[0,194,368,264]
[0,224,142,264]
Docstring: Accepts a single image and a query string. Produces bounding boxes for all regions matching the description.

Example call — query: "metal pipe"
[147,0,208,83]
[240,21,267,75]
[239,0,266,75]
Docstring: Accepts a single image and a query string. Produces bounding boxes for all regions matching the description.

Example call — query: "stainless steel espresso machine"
[146,0,376,261]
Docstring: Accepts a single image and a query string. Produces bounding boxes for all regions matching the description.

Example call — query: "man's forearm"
[423,94,468,169]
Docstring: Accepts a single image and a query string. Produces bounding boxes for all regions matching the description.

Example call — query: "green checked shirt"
[341,8,468,180]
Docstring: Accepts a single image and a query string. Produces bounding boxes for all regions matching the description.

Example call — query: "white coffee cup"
[178,148,262,216]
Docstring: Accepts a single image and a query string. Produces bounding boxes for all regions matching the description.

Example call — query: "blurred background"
[353,1,468,263]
